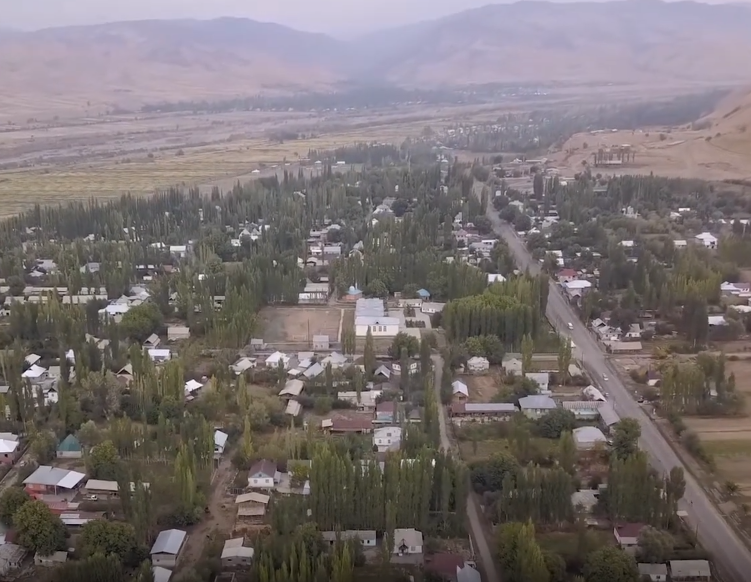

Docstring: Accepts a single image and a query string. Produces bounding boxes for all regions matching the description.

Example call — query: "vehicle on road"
[603,374,609,381]
[567,322,573,329]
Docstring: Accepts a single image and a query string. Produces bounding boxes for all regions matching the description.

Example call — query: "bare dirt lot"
[259,306,342,345]
[464,374,499,402]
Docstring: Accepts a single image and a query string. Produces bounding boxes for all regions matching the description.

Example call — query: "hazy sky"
[3,0,747,35]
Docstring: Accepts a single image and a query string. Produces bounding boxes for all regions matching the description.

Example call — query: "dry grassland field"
[258,306,342,345]
[552,89,751,182]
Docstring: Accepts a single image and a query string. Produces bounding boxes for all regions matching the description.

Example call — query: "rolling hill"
[3,1,751,116]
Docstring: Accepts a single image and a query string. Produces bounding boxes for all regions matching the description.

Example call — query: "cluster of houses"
[449,385,618,449]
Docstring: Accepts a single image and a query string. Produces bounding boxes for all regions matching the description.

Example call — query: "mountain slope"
[359,0,751,86]
[0,18,344,116]
[2,1,751,118]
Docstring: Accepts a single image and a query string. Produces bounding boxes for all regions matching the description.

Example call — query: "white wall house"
[355,317,400,337]
[373,427,402,452]
[694,232,718,249]
[247,460,278,489]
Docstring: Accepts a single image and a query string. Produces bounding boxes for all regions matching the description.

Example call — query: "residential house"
[342,286,363,301]
[143,334,161,349]
[561,401,601,420]
[421,302,445,314]
[571,489,600,514]
[487,274,506,285]
[184,379,203,399]
[324,417,374,434]
[374,401,396,425]
[451,380,469,402]
[23,466,85,497]
[373,426,402,452]
[417,289,431,299]
[280,379,304,398]
[231,357,257,375]
[167,326,191,341]
[235,492,270,519]
[669,559,711,581]
[598,403,620,430]
[605,341,643,353]
[147,349,172,363]
[34,551,68,567]
[298,282,330,305]
[466,356,490,373]
[525,372,550,394]
[248,460,279,489]
[84,479,149,499]
[613,523,645,553]
[392,360,419,376]
[214,430,229,457]
[638,563,668,582]
[150,529,187,568]
[0,544,26,576]
[355,316,400,337]
[694,232,718,249]
[312,335,330,350]
[573,426,607,450]
[56,434,82,459]
[337,390,381,410]
[265,351,290,367]
[0,437,20,465]
[221,538,254,568]
[449,402,518,425]
[393,528,423,555]
[321,530,377,547]
[557,268,578,284]
[583,385,607,402]
[22,364,48,382]
[503,357,523,375]
[518,395,557,418]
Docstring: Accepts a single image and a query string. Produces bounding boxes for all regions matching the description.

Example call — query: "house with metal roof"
[669,559,711,581]
[573,426,608,450]
[214,430,229,456]
[449,402,518,425]
[518,395,557,418]
[23,466,85,496]
[221,538,255,568]
[150,529,187,568]
[637,563,667,582]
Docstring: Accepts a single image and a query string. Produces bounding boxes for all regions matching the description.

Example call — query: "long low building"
[448,402,518,425]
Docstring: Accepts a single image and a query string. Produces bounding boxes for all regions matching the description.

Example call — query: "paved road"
[485,205,750,582]
[433,355,501,582]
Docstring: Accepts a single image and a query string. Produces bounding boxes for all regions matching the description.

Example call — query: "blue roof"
[347,286,362,295]
[417,288,431,297]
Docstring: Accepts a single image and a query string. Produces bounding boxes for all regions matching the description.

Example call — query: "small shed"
[56,434,83,459]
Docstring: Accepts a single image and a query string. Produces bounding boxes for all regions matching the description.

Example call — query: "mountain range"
[2,0,751,115]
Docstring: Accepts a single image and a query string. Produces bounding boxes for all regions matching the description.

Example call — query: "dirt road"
[177,454,237,571]
[432,355,500,582]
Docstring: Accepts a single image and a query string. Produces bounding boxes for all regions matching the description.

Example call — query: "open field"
[552,121,751,182]
[259,306,342,345]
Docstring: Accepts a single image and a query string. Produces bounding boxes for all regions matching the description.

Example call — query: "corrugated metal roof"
[151,529,187,555]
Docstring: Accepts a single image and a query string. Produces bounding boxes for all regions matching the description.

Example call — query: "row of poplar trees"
[309,447,468,534]
[442,274,549,345]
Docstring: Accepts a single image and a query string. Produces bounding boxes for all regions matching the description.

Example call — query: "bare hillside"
[2,1,751,117]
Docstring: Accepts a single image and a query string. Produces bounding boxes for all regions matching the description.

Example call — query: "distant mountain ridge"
[2,1,751,115]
